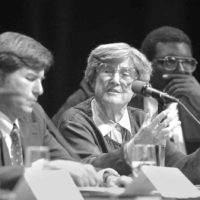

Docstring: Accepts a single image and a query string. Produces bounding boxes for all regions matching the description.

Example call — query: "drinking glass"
[155,144,166,167]
[129,144,157,178]
[25,146,50,168]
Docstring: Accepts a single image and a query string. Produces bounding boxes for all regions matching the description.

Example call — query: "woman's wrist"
[123,137,137,166]
[97,168,120,185]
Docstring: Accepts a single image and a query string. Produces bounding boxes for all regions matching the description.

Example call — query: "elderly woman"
[54,43,200,184]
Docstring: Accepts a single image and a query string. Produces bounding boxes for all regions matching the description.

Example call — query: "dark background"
[2,0,200,117]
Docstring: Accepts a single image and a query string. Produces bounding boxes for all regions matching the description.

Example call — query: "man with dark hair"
[0,31,101,187]
[141,26,200,154]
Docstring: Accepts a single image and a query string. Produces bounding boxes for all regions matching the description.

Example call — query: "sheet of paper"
[79,186,161,200]
[24,166,200,199]
[25,168,84,200]
[79,186,125,196]
[124,166,200,199]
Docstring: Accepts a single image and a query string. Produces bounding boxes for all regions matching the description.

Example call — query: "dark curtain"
[0,0,199,117]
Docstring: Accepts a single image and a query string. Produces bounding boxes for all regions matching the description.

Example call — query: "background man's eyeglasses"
[153,56,197,73]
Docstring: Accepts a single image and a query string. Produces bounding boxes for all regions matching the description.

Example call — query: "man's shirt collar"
[0,111,19,137]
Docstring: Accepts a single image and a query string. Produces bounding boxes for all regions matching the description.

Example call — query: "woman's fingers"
[149,109,169,129]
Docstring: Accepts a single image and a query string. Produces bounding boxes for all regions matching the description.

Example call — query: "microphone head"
[132,80,179,102]
[131,80,150,95]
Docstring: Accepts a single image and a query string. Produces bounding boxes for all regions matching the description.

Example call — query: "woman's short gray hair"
[85,42,152,85]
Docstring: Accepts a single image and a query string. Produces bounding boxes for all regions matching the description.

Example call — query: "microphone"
[132,80,200,126]
[132,80,179,102]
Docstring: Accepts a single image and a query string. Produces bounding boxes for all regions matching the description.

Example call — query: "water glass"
[129,144,157,178]
[155,144,165,167]
[25,146,50,168]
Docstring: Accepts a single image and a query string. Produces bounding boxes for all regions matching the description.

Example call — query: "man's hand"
[163,74,200,113]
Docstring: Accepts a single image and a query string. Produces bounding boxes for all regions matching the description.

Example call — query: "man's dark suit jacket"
[177,96,200,154]
[0,103,78,189]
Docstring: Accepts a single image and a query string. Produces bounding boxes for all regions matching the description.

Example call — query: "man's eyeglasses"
[153,56,198,73]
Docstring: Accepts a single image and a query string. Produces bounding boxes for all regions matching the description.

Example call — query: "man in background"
[141,26,200,154]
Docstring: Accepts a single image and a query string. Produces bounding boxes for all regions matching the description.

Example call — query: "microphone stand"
[161,97,200,126]
[178,100,200,126]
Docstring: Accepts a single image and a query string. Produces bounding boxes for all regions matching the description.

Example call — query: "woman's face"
[94,59,137,107]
